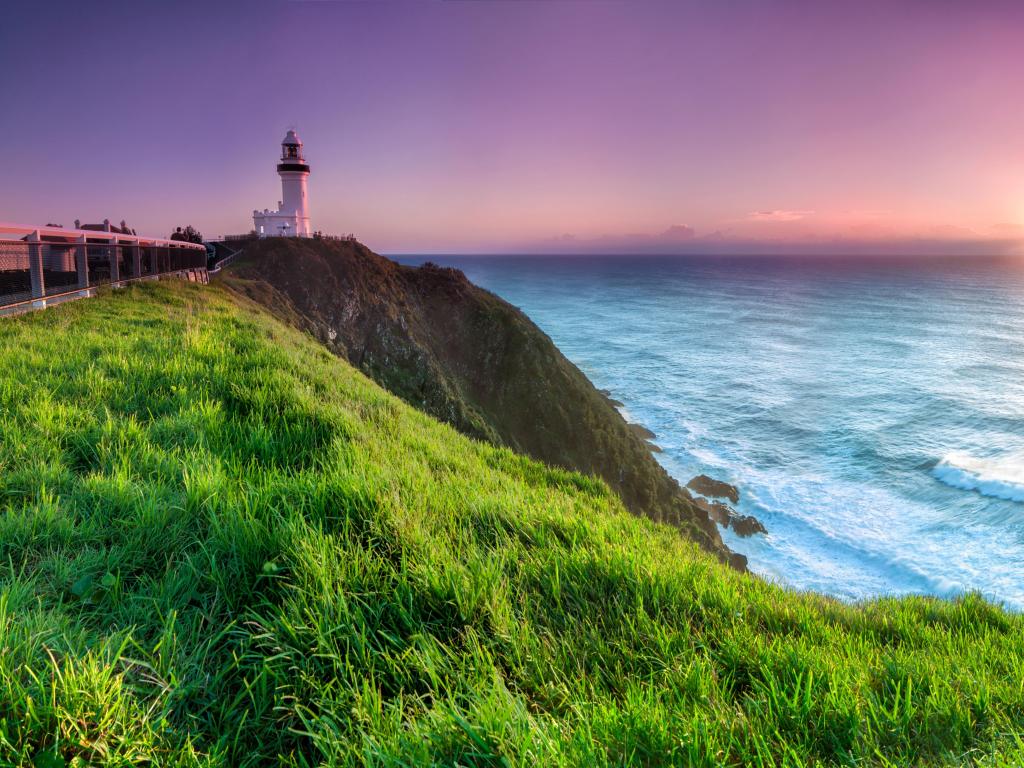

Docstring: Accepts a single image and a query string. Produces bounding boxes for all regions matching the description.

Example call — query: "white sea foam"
[933,452,1024,503]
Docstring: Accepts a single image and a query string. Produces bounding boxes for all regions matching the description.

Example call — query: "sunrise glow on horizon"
[2,0,1023,254]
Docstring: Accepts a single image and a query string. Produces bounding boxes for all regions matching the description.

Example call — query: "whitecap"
[933,451,1024,503]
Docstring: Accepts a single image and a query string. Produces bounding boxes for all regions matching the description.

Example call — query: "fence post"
[76,234,89,290]
[27,230,45,305]
[132,242,141,279]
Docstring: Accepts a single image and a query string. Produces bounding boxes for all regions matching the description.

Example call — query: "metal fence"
[0,227,208,315]
[209,244,244,274]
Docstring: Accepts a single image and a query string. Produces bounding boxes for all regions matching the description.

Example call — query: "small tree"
[170,225,204,244]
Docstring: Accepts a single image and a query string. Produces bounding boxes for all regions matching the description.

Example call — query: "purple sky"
[2,1,1023,254]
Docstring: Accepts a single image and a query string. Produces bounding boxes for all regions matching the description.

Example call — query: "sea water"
[399,254,1024,610]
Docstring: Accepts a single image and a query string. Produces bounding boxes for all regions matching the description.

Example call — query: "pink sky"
[1,1,1023,254]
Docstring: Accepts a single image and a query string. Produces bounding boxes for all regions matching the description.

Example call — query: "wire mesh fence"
[0,241,33,305]
[0,236,207,313]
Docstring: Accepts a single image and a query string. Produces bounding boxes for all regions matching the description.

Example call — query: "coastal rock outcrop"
[599,389,625,408]
[730,514,767,537]
[628,424,657,441]
[222,238,739,566]
[693,491,767,538]
[627,423,662,452]
[693,497,732,527]
[687,474,740,503]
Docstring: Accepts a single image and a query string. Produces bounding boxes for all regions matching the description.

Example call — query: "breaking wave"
[933,452,1024,503]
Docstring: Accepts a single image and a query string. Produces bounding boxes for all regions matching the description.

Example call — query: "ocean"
[397,253,1024,611]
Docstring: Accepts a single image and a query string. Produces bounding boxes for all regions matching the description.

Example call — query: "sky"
[2,0,1023,255]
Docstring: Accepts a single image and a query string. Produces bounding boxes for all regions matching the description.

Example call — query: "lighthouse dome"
[279,129,308,165]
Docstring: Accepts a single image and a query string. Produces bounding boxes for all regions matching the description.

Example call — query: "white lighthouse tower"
[253,130,312,238]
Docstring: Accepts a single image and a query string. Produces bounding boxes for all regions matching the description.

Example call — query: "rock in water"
[731,514,767,537]
[693,496,767,537]
[686,474,740,503]
[693,497,731,526]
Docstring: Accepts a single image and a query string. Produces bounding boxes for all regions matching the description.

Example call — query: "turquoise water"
[399,254,1024,610]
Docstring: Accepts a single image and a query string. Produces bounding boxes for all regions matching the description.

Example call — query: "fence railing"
[208,242,245,274]
[0,224,208,315]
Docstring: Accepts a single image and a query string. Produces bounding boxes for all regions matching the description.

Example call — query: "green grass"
[1,281,1022,767]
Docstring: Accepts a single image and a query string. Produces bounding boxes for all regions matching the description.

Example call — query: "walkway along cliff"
[0,223,208,315]
[220,237,745,567]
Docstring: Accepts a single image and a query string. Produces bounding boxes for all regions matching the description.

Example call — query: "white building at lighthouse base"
[253,207,309,239]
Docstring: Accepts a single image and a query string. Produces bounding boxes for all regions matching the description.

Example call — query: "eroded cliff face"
[222,238,742,567]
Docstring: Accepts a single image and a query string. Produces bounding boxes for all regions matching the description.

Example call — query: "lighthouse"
[253,130,312,238]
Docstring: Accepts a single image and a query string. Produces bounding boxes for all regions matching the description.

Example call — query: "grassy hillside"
[221,238,732,564]
[1,281,1022,767]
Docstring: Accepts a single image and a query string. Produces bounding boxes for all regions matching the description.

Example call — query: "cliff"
[221,237,740,566]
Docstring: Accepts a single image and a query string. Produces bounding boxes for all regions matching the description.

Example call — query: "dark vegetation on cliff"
[1,282,1022,766]
[222,238,738,565]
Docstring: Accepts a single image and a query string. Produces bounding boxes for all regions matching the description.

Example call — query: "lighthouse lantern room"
[253,130,312,238]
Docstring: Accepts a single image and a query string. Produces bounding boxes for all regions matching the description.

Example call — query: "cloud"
[701,229,729,241]
[749,209,815,222]
[658,224,696,241]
